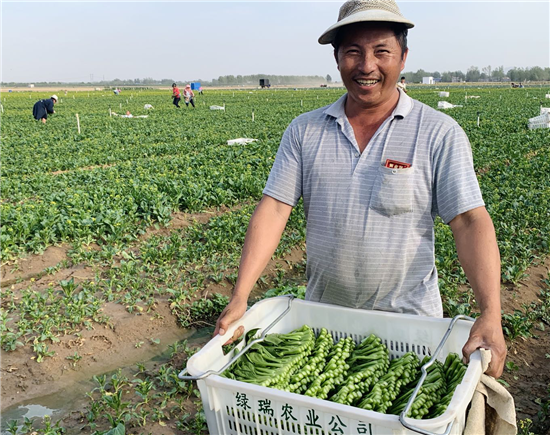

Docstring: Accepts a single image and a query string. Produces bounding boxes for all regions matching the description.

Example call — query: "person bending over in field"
[214,0,507,379]
[33,95,57,124]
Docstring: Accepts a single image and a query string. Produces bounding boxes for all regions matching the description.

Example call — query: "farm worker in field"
[199,86,204,95]
[32,95,57,124]
[396,76,407,93]
[172,82,181,108]
[183,84,195,108]
[214,0,507,379]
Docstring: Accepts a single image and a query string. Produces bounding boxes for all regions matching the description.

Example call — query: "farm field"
[1,86,550,435]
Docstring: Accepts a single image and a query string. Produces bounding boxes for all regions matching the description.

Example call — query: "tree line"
[2,66,548,88]
[1,75,328,88]
[402,66,550,83]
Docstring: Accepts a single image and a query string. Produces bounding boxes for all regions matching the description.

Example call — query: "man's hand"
[462,313,507,378]
[213,297,248,345]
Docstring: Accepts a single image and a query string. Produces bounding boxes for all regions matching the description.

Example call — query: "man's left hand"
[462,313,507,378]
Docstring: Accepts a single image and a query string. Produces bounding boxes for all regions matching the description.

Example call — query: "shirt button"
[392,169,398,174]
[355,152,360,158]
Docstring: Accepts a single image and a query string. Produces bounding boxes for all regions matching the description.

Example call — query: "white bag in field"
[438,101,462,109]
[227,138,257,145]
[210,105,225,111]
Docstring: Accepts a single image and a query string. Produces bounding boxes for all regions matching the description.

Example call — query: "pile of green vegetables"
[223,325,467,419]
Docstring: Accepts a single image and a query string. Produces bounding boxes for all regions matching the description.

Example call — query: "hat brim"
[319,10,414,45]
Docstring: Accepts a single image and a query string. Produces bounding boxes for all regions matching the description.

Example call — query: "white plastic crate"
[540,107,550,115]
[528,112,550,130]
[184,297,482,435]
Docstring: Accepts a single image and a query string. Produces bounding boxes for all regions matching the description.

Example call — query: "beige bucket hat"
[319,0,415,45]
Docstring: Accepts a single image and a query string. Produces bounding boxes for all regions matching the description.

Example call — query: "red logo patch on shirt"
[385,159,411,169]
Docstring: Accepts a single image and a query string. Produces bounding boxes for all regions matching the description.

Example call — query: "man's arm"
[214,195,293,340]
[449,206,507,378]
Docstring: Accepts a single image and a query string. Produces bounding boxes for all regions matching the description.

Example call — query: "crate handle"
[399,314,475,435]
[178,295,295,381]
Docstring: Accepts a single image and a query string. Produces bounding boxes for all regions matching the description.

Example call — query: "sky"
[1,0,549,83]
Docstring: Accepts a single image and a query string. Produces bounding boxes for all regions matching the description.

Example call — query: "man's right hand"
[214,297,248,344]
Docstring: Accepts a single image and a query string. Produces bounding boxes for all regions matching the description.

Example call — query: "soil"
[1,214,549,434]
[500,258,550,430]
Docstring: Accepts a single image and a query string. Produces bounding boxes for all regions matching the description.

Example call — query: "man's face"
[335,23,408,111]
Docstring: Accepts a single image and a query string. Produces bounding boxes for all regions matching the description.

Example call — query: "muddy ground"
[1,215,549,434]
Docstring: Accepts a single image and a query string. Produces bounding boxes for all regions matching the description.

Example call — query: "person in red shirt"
[172,83,181,108]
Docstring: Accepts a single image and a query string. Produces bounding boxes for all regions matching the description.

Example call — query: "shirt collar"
[324,88,413,121]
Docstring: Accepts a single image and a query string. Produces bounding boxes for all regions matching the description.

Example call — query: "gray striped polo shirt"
[263,90,484,317]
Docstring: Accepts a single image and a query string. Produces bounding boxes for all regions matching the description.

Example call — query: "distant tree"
[440,72,452,82]
[453,70,466,81]
[508,67,526,82]
[529,66,546,81]
[482,65,492,80]
[411,69,427,83]
[326,74,332,83]
[492,66,505,81]
[466,66,481,82]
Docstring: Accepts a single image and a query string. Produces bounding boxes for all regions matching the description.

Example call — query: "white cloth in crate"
[464,349,516,435]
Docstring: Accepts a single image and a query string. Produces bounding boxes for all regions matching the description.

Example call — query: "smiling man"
[215,0,506,378]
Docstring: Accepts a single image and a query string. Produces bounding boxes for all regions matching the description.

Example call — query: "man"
[214,0,506,378]
[32,95,57,124]
[397,76,408,93]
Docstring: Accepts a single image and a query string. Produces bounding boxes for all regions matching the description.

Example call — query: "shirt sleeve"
[263,121,303,207]
[432,123,485,224]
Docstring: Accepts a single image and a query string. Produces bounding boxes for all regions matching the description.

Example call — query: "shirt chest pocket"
[369,166,414,217]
